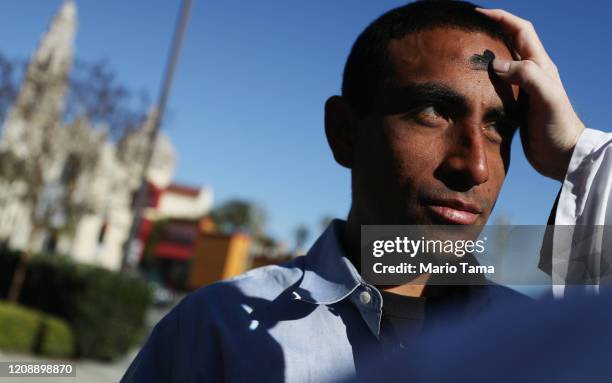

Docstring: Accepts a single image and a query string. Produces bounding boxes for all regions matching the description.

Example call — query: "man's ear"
[324,96,356,169]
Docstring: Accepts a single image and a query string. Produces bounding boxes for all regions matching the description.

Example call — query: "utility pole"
[121,0,194,272]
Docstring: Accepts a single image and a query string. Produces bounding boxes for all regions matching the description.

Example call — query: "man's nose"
[436,122,489,191]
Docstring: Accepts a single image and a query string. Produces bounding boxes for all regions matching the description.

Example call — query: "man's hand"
[477,8,585,181]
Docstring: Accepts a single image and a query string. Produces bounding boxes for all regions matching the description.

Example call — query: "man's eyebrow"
[383,82,468,114]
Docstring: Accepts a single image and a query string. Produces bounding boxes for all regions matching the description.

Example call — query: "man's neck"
[380,274,430,297]
[343,210,431,298]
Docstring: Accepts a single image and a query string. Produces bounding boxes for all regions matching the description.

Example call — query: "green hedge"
[40,316,74,358]
[1,252,152,361]
[0,302,40,353]
[70,265,151,360]
[0,302,74,358]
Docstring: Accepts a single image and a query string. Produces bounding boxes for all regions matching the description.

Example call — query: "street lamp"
[121,0,194,273]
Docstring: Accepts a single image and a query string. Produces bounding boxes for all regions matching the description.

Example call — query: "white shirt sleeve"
[552,128,612,297]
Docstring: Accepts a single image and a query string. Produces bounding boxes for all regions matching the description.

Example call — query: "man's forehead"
[381,27,518,107]
[386,28,512,77]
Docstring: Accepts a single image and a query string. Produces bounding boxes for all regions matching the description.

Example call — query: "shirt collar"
[290,219,501,339]
[293,219,363,305]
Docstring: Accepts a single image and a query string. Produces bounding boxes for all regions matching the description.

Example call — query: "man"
[122,1,607,382]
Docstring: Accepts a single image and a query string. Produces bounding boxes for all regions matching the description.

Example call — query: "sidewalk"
[0,349,137,383]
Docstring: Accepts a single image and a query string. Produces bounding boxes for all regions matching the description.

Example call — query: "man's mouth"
[425,198,483,225]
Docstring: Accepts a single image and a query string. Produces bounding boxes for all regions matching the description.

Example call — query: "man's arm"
[477,7,585,181]
[479,8,612,291]
[120,296,223,383]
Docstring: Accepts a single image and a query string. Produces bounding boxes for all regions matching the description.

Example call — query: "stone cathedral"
[0,1,179,270]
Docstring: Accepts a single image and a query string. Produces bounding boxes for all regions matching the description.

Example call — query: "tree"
[0,52,150,302]
[0,53,19,124]
[0,54,149,142]
[65,59,149,141]
[208,200,267,236]
[2,118,104,302]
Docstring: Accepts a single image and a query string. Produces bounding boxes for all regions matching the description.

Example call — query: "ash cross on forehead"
[469,49,496,71]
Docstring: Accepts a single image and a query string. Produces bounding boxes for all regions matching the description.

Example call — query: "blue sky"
[0,0,610,247]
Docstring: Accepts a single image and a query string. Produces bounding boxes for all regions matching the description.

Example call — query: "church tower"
[117,107,176,191]
[0,0,77,157]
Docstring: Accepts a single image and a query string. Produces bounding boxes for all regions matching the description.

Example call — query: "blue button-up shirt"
[121,220,527,383]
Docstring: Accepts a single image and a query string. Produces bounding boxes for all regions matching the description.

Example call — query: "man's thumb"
[491,58,550,96]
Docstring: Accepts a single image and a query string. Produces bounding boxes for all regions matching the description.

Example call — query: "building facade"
[0,1,213,271]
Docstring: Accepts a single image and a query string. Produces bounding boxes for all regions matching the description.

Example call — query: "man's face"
[351,28,519,226]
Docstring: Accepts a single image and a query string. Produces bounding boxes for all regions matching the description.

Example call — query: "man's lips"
[425,198,483,225]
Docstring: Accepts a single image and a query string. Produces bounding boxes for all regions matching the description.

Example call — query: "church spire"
[0,0,77,156]
[34,0,76,74]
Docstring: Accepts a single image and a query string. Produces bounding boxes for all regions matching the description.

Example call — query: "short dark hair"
[342,0,514,116]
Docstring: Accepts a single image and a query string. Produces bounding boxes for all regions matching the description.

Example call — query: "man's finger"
[491,58,557,98]
[476,8,552,68]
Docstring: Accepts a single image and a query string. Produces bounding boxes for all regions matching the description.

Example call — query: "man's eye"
[419,105,440,117]
[406,105,448,127]
[482,122,514,144]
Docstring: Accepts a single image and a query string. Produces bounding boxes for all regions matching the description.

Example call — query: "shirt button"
[359,291,372,305]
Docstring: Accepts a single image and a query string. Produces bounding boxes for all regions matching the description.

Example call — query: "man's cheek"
[485,174,505,214]
[487,143,511,174]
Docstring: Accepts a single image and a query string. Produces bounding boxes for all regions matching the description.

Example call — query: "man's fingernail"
[492,58,510,73]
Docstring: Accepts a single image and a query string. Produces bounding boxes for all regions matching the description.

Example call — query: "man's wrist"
[527,121,586,182]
